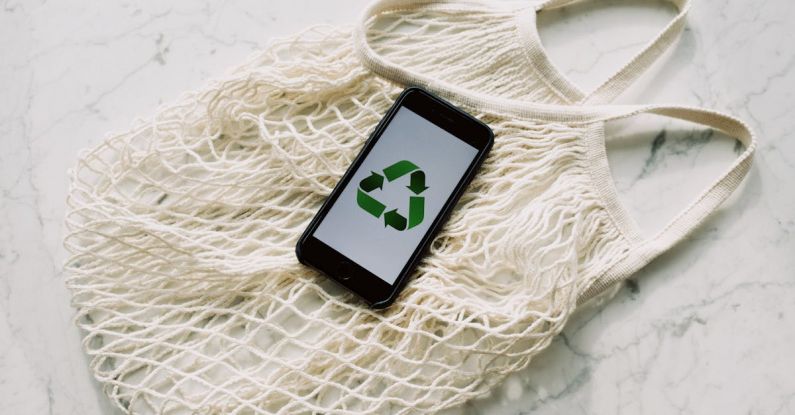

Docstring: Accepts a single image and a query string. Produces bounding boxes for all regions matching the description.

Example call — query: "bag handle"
[536,0,691,104]
[581,104,757,300]
[356,0,690,105]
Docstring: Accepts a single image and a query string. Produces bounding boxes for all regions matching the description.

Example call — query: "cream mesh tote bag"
[64,0,756,413]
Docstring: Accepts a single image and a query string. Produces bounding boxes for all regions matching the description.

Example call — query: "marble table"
[2,1,793,413]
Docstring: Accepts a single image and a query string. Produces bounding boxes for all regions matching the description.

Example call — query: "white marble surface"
[1,0,793,413]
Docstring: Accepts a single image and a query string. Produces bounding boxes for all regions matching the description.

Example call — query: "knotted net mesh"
[65,13,632,415]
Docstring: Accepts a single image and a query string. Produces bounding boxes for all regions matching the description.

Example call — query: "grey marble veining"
[1,1,793,414]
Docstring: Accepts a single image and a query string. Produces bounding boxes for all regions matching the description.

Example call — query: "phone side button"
[336,261,353,281]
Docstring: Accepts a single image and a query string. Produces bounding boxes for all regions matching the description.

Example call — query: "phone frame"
[295,87,494,308]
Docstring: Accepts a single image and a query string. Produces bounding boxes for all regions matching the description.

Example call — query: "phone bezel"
[295,87,494,308]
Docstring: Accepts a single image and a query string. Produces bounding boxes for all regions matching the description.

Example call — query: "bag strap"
[581,104,757,300]
[356,0,690,105]
[536,0,691,104]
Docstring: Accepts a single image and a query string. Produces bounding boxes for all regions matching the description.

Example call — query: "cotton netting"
[64,18,634,415]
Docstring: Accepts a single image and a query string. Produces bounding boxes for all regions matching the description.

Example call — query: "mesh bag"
[64,1,754,413]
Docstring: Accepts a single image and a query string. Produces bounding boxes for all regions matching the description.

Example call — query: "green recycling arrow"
[408,196,424,228]
[356,160,428,231]
[407,170,428,194]
[359,171,384,192]
[357,189,385,218]
[383,209,407,230]
[383,160,419,182]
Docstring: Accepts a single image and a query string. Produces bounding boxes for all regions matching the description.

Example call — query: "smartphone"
[295,87,493,308]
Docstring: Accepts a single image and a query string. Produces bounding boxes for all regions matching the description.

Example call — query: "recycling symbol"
[356,160,428,231]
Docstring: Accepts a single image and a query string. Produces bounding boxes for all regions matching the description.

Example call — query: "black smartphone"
[295,87,493,308]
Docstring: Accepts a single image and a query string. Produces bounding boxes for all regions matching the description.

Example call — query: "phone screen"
[312,106,479,284]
